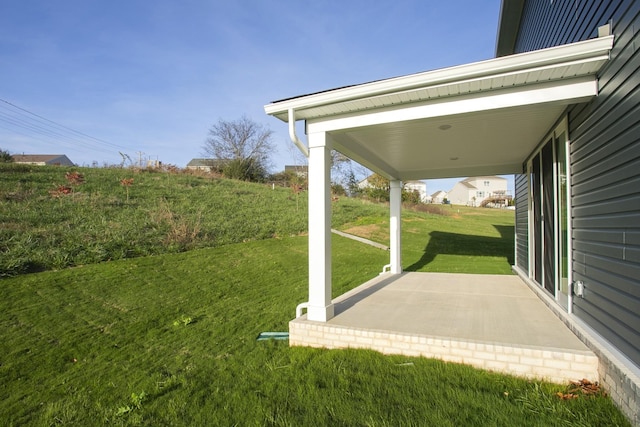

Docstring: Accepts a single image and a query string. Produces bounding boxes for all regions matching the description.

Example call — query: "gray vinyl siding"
[514,0,640,367]
[514,174,529,273]
[515,0,621,52]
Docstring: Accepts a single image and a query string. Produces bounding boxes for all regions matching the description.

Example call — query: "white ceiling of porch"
[329,103,566,180]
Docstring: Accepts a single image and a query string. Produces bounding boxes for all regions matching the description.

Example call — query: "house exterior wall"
[510,0,640,422]
[447,182,475,205]
[430,191,447,204]
[404,181,427,203]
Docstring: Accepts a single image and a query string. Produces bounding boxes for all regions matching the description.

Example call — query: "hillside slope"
[1,164,315,276]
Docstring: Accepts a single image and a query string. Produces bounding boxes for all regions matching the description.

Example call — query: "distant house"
[447,176,508,206]
[403,180,427,203]
[358,175,428,202]
[284,165,308,177]
[356,174,386,192]
[186,158,230,172]
[430,190,448,204]
[12,154,74,166]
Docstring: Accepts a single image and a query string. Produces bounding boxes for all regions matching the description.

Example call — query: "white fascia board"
[307,76,597,134]
[264,36,613,119]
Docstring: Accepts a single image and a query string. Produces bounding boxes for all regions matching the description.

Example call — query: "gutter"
[264,36,614,119]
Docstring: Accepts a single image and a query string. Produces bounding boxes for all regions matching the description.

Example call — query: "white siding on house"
[404,180,427,202]
[430,190,447,204]
[447,176,508,206]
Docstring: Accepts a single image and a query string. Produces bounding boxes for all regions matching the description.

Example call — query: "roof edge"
[495,0,525,57]
[265,35,614,121]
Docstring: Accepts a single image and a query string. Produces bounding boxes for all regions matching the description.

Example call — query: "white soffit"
[264,36,613,180]
[264,36,613,122]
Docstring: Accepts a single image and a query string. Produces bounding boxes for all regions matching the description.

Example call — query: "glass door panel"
[542,139,555,294]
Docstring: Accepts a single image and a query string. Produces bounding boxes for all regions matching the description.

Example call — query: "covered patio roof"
[265,35,613,180]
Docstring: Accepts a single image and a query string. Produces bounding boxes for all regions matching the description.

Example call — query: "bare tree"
[202,116,274,181]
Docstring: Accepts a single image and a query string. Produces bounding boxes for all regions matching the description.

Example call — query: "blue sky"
[0,0,509,193]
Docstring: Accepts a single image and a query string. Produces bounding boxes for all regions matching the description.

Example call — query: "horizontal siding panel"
[573,302,640,365]
[574,240,624,259]
[583,290,640,336]
[573,229,624,245]
[574,261,640,301]
[625,246,640,263]
[571,103,640,178]
[574,254,640,297]
[572,175,640,206]
[571,95,640,175]
[572,194,640,217]
[572,160,640,196]
[573,211,640,229]
[626,231,640,245]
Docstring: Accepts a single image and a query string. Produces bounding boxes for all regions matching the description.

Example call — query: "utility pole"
[136,151,145,168]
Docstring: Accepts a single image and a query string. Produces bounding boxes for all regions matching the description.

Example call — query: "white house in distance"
[447,176,508,206]
[12,154,74,166]
[430,190,447,204]
[403,180,427,203]
[358,175,427,202]
[186,158,231,172]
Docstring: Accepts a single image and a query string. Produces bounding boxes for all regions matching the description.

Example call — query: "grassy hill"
[0,164,305,276]
[1,163,513,277]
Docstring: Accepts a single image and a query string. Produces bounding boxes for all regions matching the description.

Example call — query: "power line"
[0,116,116,156]
[0,97,132,154]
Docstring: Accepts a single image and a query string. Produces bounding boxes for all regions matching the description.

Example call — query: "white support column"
[390,180,403,274]
[306,131,334,321]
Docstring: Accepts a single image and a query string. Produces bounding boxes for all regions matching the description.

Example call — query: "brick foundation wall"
[290,318,598,384]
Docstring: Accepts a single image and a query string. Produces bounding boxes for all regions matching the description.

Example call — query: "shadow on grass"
[405,224,514,271]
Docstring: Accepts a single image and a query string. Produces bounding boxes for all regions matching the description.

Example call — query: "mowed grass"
[337,203,516,274]
[0,236,628,426]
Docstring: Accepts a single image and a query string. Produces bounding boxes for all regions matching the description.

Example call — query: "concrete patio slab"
[290,272,599,383]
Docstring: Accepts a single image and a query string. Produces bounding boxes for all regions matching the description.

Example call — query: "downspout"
[288,108,309,158]
[290,108,309,318]
[296,302,309,318]
[380,264,392,275]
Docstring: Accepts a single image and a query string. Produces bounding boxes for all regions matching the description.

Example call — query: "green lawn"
[0,165,629,425]
[336,203,515,274]
[1,237,629,425]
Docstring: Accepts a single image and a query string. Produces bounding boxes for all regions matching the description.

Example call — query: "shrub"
[222,158,268,182]
[0,148,13,163]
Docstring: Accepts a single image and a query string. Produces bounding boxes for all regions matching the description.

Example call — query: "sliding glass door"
[528,121,570,311]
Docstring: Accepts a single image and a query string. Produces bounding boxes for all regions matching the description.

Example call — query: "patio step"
[289,319,599,384]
